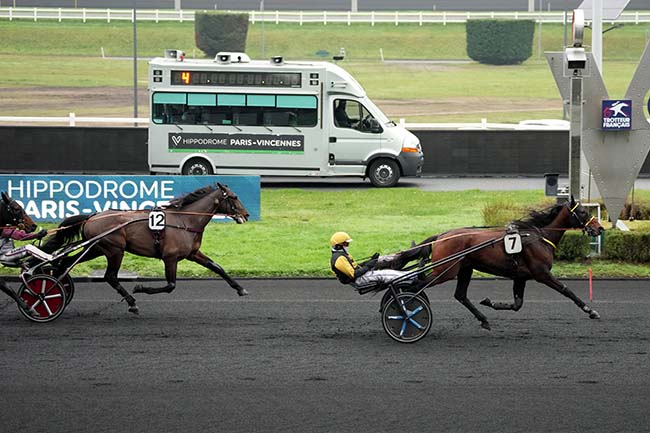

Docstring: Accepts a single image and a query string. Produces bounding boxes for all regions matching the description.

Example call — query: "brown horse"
[0,192,38,308]
[386,197,604,330]
[41,183,249,314]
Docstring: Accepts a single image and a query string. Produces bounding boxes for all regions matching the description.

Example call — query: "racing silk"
[331,249,367,284]
[0,227,41,256]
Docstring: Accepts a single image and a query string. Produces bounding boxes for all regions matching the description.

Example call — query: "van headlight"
[402,136,421,153]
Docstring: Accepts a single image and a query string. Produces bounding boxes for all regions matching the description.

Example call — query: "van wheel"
[182,158,213,175]
[368,158,400,187]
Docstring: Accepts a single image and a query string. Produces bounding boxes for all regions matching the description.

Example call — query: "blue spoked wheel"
[381,293,432,343]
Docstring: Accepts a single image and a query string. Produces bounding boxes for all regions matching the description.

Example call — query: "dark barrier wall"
[2,126,649,176]
[412,129,570,176]
[0,126,148,174]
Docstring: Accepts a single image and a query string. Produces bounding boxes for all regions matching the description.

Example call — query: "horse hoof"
[128,305,139,315]
[589,309,600,319]
[479,298,492,307]
[481,321,491,331]
[237,288,249,297]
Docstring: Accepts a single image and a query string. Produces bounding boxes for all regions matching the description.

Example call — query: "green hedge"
[603,231,650,262]
[466,19,535,65]
[556,231,592,260]
[195,12,249,58]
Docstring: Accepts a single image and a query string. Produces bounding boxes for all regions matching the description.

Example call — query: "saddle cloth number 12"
[148,211,166,231]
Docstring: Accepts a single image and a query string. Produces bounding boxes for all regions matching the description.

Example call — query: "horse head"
[215,183,249,224]
[568,196,604,237]
[1,192,37,232]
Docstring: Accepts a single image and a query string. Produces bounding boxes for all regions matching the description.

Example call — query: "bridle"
[216,185,244,221]
[568,201,596,231]
[1,197,28,230]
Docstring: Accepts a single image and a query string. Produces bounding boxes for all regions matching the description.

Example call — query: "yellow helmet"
[330,231,352,247]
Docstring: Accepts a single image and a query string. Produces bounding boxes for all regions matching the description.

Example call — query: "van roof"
[149,55,366,97]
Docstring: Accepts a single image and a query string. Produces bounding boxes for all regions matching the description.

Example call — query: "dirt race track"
[0,278,648,433]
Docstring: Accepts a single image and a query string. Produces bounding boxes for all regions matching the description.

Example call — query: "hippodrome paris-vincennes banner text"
[0,175,260,223]
[168,132,304,153]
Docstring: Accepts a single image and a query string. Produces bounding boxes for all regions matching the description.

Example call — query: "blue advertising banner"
[0,175,260,223]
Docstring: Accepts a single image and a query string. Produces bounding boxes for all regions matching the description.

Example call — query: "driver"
[0,226,49,267]
[0,225,48,312]
[330,231,409,287]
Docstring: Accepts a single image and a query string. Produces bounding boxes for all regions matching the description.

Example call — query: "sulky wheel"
[381,293,432,343]
[17,275,67,323]
[380,283,430,312]
[41,266,75,306]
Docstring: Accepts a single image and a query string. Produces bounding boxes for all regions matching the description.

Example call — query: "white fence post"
[155,9,159,23]
[275,10,279,24]
[83,8,86,23]
[419,11,422,26]
[443,11,446,26]
[58,8,62,22]
[323,10,327,25]
[131,8,135,23]
[107,8,110,23]
[299,10,303,25]
[180,9,184,23]
[395,11,398,26]
[9,7,12,21]
[347,11,351,26]
[34,7,37,22]
[69,113,76,127]
[371,11,374,26]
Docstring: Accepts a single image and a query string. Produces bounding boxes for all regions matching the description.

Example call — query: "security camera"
[565,47,586,70]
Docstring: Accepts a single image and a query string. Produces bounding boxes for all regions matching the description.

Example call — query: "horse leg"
[103,251,139,315]
[133,258,178,295]
[480,278,526,311]
[454,266,491,330]
[188,250,248,296]
[0,278,29,310]
[535,272,600,319]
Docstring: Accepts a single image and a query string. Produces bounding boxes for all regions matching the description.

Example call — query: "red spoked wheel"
[17,275,67,323]
[41,266,75,306]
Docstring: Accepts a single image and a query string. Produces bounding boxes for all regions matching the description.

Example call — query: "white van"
[148,50,423,186]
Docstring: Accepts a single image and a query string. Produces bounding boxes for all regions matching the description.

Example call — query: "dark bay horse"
[42,183,249,314]
[386,197,605,330]
[0,192,38,308]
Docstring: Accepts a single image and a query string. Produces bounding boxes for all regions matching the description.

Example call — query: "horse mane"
[163,185,217,209]
[510,202,565,229]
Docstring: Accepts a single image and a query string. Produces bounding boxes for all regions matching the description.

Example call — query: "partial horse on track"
[41,183,249,314]
[385,197,604,330]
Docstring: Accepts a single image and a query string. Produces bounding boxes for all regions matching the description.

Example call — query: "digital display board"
[171,71,301,88]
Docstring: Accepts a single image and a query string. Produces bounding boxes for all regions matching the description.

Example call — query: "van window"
[152,92,317,127]
[333,99,380,133]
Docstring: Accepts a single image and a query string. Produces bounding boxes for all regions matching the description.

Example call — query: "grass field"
[1,20,650,122]
[6,188,649,279]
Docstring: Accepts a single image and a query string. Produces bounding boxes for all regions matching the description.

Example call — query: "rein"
[45,208,240,235]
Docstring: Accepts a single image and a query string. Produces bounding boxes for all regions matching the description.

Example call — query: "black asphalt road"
[0,278,648,433]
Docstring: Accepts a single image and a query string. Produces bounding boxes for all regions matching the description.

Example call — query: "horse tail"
[41,214,90,253]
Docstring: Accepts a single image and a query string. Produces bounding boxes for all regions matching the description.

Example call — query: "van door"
[328,97,383,175]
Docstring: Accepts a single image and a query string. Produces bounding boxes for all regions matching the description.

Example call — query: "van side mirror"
[370,119,383,134]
